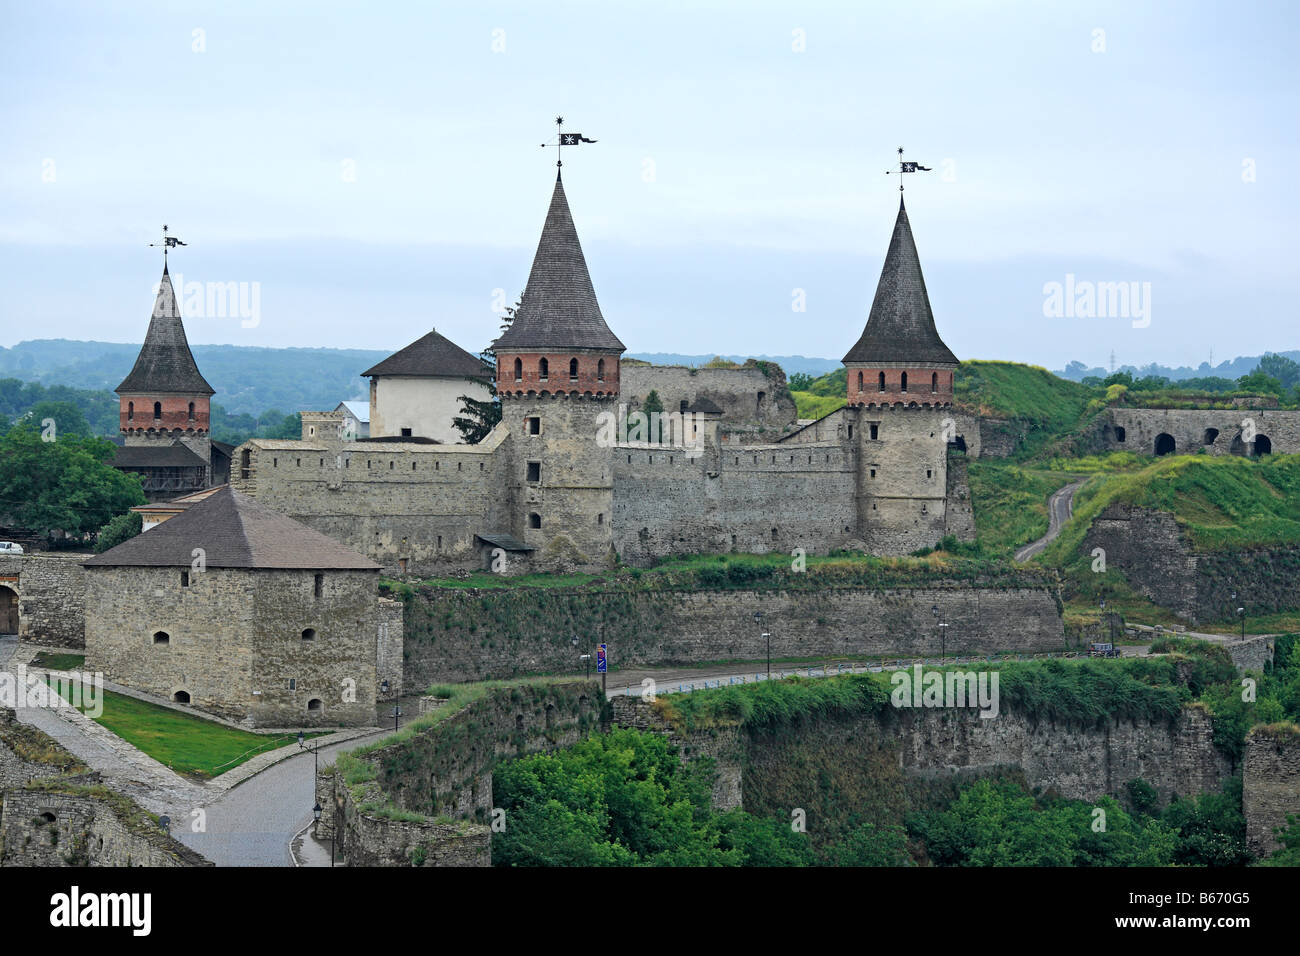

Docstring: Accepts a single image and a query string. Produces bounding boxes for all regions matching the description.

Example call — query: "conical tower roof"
[116,264,215,395]
[843,198,958,367]
[492,177,625,353]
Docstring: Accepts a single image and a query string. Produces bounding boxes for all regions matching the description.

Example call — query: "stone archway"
[1254,434,1272,456]
[0,585,17,635]
[1154,433,1176,456]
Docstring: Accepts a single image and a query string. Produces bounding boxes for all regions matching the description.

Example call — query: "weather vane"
[884,147,931,193]
[540,116,596,179]
[149,224,187,262]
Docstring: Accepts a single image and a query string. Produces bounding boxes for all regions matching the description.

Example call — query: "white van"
[0,542,24,555]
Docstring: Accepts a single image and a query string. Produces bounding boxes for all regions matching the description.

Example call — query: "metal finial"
[540,117,597,181]
[884,147,932,194]
[149,224,187,261]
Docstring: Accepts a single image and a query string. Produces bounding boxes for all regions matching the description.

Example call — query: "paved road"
[1015,479,1086,562]
[173,730,387,867]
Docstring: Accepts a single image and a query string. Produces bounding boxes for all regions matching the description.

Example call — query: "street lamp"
[298,729,320,777]
[932,605,948,663]
[755,611,770,679]
[378,680,400,730]
[1237,605,1246,643]
[312,801,335,868]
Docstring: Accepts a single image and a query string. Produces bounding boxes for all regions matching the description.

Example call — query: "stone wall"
[1,785,212,867]
[621,363,797,441]
[84,565,385,727]
[612,694,1230,824]
[0,709,210,867]
[319,680,601,866]
[1083,502,1300,624]
[1243,725,1300,856]
[612,441,860,564]
[608,696,743,810]
[401,583,1065,687]
[1105,407,1300,456]
[231,425,514,577]
[0,553,88,648]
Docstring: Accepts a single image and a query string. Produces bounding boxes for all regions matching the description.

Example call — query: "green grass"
[791,390,845,420]
[967,460,1082,557]
[30,652,86,671]
[48,679,320,779]
[1040,454,1300,562]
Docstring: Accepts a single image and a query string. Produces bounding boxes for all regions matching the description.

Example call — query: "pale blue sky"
[1,0,1296,371]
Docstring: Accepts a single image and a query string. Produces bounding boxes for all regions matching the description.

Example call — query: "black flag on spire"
[885,148,933,193]
[541,116,596,177]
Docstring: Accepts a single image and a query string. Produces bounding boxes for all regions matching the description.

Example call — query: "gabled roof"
[843,198,958,367]
[116,264,216,395]
[362,329,489,379]
[491,178,625,353]
[337,401,370,423]
[475,532,534,552]
[85,485,378,570]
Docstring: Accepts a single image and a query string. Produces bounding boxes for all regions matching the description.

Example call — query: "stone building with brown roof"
[83,486,402,728]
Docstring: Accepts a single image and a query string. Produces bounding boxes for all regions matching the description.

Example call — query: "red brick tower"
[843,196,958,408]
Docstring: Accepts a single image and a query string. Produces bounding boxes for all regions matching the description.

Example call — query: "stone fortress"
[230,173,977,575]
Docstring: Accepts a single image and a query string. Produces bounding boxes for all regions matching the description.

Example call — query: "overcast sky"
[1,0,1296,371]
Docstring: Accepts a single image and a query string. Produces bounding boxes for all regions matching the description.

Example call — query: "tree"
[642,389,664,443]
[788,372,815,391]
[1235,371,1285,397]
[1257,353,1300,390]
[17,401,91,438]
[453,299,516,443]
[0,424,146,538]
[94,510,142,553]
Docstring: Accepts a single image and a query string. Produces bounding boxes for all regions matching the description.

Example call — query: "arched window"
[173,690,190,703]
[857,371,863,391]
[307,698,323,712]
[513,358,522,382]
[931,372,938,393]
[153,401,162,420]
[188,401,195,421]
[569,357,579,381]
[878,372,886,392]
[127,401,134,421]
[301,628,316,641]
[538,358,549,381]
[529,512,541,529]
[597,358,605,382]
[900,372,908,393]
[153,631,170,645]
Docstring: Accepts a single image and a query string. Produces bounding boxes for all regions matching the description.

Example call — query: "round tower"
[844,196,959,553]
[116,262,215,455]
[492,173,625,567]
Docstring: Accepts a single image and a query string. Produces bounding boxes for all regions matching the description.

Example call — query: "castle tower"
[844,196,959,553]
[493,174,625,565]
[114,263,216,495]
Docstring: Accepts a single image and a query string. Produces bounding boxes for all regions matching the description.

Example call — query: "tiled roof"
[85,485,378,569]
[112,444,208,468]
[361,330,489,379]
[116,265,216,395]
[843,198,958,367]
[492,178,625,353]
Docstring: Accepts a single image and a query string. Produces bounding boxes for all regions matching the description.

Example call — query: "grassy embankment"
[48,679,323,779]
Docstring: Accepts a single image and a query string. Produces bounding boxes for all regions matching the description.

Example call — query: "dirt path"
[1015,479,1086,562]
